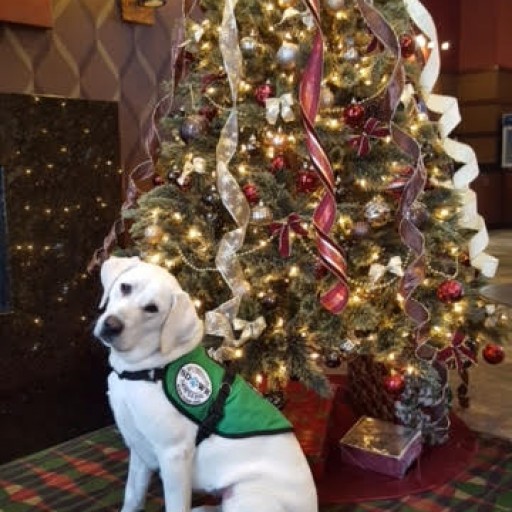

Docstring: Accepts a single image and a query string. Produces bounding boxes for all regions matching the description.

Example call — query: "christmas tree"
[94,0,508,444]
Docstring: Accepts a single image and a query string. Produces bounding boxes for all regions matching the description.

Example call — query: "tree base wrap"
[339,416,423,479]
[283,381,338,481]
[347,356,450,446]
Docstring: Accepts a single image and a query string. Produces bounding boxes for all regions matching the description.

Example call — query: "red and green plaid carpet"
[0,426,511,511]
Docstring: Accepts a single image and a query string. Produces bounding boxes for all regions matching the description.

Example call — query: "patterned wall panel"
[0,0,180,172]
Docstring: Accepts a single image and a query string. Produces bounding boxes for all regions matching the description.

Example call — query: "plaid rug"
[0,426,511,512]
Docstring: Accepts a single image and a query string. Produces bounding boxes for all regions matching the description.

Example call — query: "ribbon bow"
[348,118,390,157]
[436,331,478,376]
[265,94,295,125]
[368,256,404,283]
[177,156,206,185]
[269,213,308,258]
[278,8,315,29]
[207,315,267,362]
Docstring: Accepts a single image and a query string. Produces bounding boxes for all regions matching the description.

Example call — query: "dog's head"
[94,256,202,364]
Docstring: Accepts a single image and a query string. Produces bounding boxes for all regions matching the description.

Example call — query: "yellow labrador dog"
[94,256,318,512]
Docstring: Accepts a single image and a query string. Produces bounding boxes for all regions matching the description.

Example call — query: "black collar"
[114,367,166,382]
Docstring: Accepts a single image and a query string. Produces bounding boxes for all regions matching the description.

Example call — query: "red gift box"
[283,381,337,481]
[339,416,422,479]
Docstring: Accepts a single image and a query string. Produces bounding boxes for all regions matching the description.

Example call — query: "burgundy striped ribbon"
[88,0,196,272]
[300,0,349,315]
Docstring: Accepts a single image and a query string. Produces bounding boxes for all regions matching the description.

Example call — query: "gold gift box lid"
[340,416,421,460]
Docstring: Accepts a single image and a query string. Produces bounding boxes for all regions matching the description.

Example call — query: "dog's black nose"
[101,315,124,339]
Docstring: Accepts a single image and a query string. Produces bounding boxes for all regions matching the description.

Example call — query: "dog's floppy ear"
[160,292,202,354]
[99,255,141,309]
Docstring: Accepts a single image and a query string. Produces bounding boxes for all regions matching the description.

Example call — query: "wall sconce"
[138,0,166,6]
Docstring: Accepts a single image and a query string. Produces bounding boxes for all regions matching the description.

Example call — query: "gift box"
[283,381,337,481]
[347,355,451,446]
[339,416,422,479]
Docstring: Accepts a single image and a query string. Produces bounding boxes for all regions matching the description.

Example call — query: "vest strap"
[195,366,236,446]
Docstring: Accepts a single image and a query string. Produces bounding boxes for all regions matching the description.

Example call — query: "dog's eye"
[120,283,132,296]
[143,303,159,313]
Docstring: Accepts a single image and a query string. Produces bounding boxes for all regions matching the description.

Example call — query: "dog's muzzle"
[100,314,124,342]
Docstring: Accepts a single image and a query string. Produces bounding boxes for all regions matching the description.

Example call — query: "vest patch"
[163,346,293,439]
[176,363,212,405]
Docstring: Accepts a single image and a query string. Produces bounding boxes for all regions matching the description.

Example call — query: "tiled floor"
[454,230,512,440]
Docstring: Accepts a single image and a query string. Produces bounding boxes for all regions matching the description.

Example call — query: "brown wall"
[425,0,512,227]
[0,0,180,173]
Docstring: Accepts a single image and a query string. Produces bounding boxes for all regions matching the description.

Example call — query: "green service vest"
[162,346,293,439]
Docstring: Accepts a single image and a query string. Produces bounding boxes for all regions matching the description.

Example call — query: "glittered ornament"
[144,225,164,245]
[270,155,287,173]
[240,36,259,57]
[254,83,274,106]
[343,103,365,128]
[242,183,260,205]
[383,373,405,395]
[339,338,357,354]
[352,221,370,238]
[296,170,319,194]
[324,0,345,11]
[180,114,208,143]
[261,292,278,310]
[324,351,341,368]
[400,33,416,59]
[276,41,300,70]
[252,204,273,224]
[364,196,392,228]
[319,86,335,109]
[482,343,505,365]
[437,280,464,303]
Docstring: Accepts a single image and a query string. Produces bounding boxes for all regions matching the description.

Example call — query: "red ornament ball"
[383,373,406,395]
[437,280,464,303]
[482,343,505,365]
[314,260,329,279]
[242,183,260,205]
[296,170,319,194]
[198,105,218,122]
[343,103,365,128]
[400,33,416,59]
[152,174,165,186]
[254,83,274,106]
[270,155,287,173]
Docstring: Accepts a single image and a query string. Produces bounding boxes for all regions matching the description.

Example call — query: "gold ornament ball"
[324,0,345,11]
[276,41,300,71]
[144,225,164,245]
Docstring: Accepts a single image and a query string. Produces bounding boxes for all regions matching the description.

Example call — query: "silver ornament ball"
[180,115,207,143]
[324,0,345,11]
[364,196,392,228]
[240,36,259,57]
[319,86,335,108]
[276,41,300,71]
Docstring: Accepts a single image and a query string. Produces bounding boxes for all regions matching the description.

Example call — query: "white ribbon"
[177,156,206,185]
[369,256,404,283]
[265,93,295,125]
[405,0,498,278]
[278,7,315,29]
